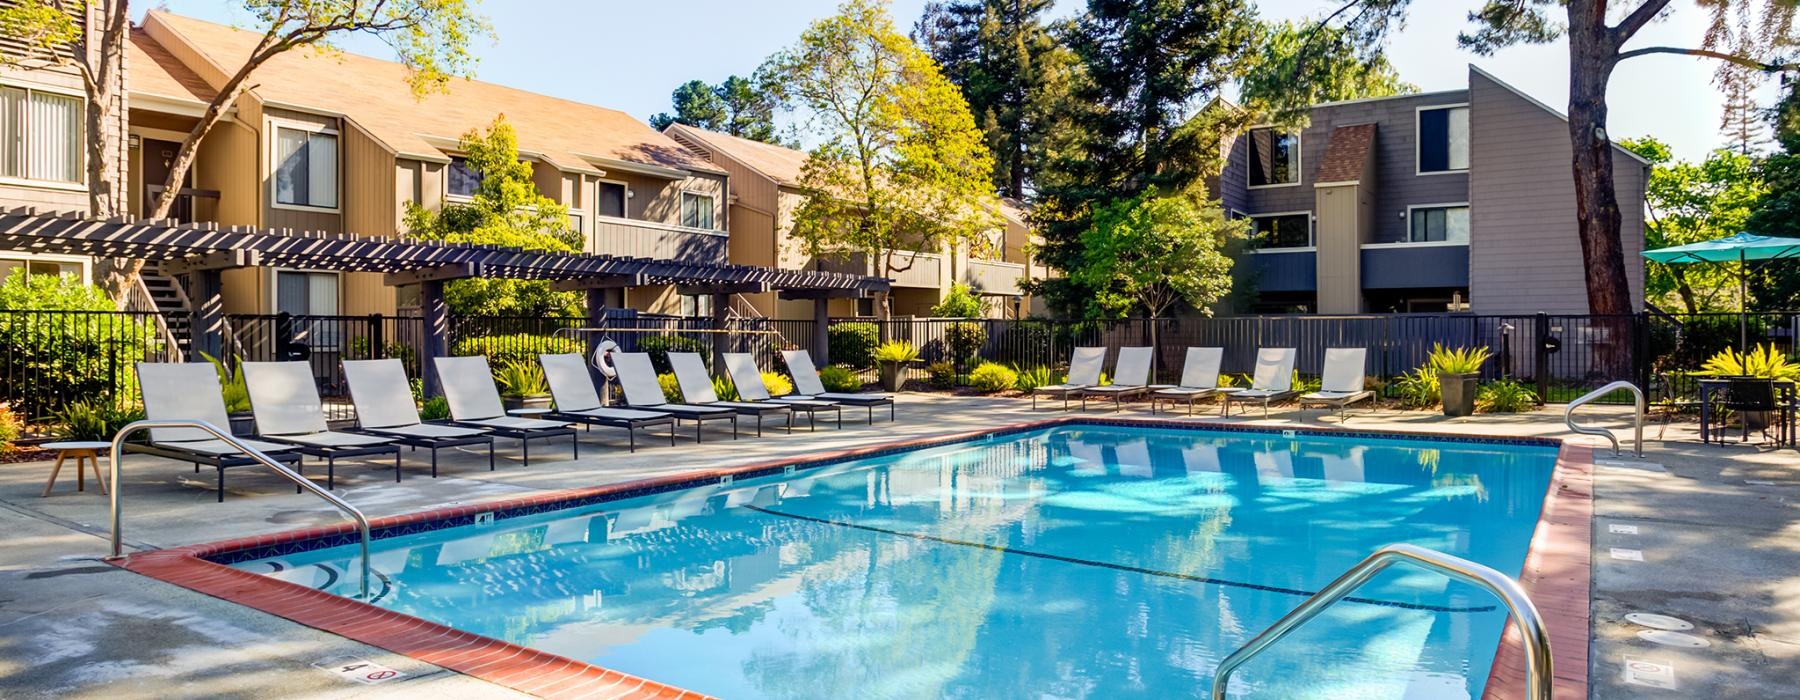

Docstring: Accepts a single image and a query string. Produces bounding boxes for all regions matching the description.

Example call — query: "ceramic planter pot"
[1440,373,1479,417]
[503,395,552,411]
[227,411,256,436]
[878,362,905,392]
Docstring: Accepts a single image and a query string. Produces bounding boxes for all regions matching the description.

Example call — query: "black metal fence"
[3,308,1794,426]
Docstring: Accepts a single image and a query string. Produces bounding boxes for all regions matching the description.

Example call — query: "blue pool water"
[236,425,1558,698]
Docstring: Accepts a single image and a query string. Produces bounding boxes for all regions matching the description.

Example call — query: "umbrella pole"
[1741,250,1749,351]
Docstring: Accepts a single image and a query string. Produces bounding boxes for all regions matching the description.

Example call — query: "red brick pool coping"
[111,416,1593,699]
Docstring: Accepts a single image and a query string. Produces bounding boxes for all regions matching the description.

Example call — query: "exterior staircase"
[135,261,193,357]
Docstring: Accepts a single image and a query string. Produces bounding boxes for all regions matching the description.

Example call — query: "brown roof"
[143,11,716,174]
[664,123,809,186]
[1315,123,1377,183]
[127,27,215,103]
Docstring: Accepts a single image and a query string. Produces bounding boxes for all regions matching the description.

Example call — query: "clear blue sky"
[152,0,1741,162]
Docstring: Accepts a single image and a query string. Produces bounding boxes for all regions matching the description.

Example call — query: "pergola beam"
[161,249,258,275]
[383,263,481,286]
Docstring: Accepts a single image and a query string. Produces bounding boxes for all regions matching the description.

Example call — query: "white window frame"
[594,178,631,220]
[1415,103,1470,177]
[1245,125,1302,190]
[0,252,91,283]
[1401,202,1472,244]
[1245,210,1316,252]
[267,117,341,213]
[0,80,87,191]
[680,190,717,230]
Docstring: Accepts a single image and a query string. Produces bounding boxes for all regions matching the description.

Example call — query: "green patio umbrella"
[1642,232,1800,349]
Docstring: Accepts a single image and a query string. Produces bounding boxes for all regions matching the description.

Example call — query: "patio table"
[1698,378,1796,446]
[39,441,112,497]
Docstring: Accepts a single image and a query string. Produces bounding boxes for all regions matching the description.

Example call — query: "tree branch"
[1616,45,1799,72]
[1611,0,1674,44]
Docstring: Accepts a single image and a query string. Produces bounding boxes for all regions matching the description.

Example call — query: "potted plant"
[873,340,920,392]
[494,359,552,410]
[1428,344,1491,418]
[201,352,257,434]
[1699,344,1800,431]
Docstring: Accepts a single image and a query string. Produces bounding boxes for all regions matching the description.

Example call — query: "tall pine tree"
[1719,70,1772,155]
[1028,0,1258,316]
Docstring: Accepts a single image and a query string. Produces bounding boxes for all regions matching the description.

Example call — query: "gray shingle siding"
[1467,68,1646,314]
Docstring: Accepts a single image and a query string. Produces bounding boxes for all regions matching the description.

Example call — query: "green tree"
[1028,0,1258,317]
[1071,188,1245,321]
[648,76,783,143]
[1746,82,1800,310]
[1622,137,1766,314]
[1719,69,1772,156]
[1293,0,1800,318]
[760,0,1001,320]
[1238,19,1416,127]
[914,0,1074,198]
[930,282,988,317]
[403,115,582,317]
[1,0,490,301]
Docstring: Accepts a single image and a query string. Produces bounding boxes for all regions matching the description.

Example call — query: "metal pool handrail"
[1210,543,1551,700]
[1564,380,1645,457]
[104,419,372,600]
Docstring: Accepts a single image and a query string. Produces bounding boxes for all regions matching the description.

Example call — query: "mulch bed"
[1,448,53,464]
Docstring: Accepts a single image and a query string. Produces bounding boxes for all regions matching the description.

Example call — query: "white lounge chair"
[778,349,894,423]
[1080,346,1154,411]
[434,356,578,465]
[723,352,842,430]
[1298,348,1375,421]
[667,352,794,436]
[1222,348,1300,418]
[342,358,495,476]
[611,352,740,442]
[242,361,400,489]
[1151,347,1226,415]
[539,353,677,451]
[1031,346,1105,410]
[129,362,303,502]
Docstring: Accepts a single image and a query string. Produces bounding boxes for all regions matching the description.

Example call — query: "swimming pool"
[211,423,1561,699]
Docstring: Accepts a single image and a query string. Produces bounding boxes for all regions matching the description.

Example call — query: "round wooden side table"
[40,441,112,497]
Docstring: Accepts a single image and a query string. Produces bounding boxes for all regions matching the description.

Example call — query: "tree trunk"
[83,0,133,304]
[1566,2,1636,380]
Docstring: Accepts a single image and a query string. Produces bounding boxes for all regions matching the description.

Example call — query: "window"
[1418,105,1469,173]
[276,271,339,316]
[446,156,482,198]
[1409,205,1470,243]
[0,254,86,283]
[1247,127,1300,187]
[680,294,714,318]
[273,125,338,209]
[1252,213,1312,249]
[597,181,627,218]
[0,85,83,184]
[681,192,715,229]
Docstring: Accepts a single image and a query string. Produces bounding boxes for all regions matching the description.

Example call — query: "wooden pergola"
[0,209,883,391]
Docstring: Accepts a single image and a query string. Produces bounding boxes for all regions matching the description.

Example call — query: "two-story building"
[663,123,1043,319]
[1215,66,1648,315]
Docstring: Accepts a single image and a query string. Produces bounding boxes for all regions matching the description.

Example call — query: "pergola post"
[585,287,608,371]
[710,292,730,370]
[184,269,223,362]
[421,279,448,398]
[813,297,831,365]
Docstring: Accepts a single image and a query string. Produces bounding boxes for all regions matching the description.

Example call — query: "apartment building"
[4,9,734,319]
[1214,66,1648,315]
[663,123,1044,319]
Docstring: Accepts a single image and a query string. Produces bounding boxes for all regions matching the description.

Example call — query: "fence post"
[368,313,385,360]
[813,299,831,365]
[1534,312,1550,403]
[421,280,448,398]
[1633,311,1651,395]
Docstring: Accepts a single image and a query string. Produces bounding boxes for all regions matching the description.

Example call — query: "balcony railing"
[816,251,943,289]
[965,259,1025,296]
[143,185,220,224]
[590,216,727,263]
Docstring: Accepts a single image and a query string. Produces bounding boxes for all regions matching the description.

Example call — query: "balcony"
[816,251,943,288]
[143,185,220,224]
[1360,243,1470,289]
[964,259,1025,296]
[590,216,727,264]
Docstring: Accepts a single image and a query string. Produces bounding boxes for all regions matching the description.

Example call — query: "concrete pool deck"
[0,393,1791,698]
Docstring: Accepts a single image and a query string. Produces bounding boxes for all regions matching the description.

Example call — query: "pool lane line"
[744,505,1498,615]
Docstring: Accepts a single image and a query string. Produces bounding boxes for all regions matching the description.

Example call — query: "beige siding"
[195,119,258,226]
[1314,184,1364,313]
[341,271,396,316]
[1468,69,1646,314]
[342,122,395,236]
[262,106,342,232]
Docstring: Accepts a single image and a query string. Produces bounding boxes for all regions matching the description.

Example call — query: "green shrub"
[657,373,685,403]
[944,321,987,362]
[493,359,548,398]
[818,365,864,392]
[199,352,252,413]
[1426,344,1492,375]
[636,335,707,374]
[1478,379,1539,413]
[716,370,793,399]
[968,362,1017,393]
[829,322,879,369]
[1392,367,1440,409]
[0,404,20,453]
[0,273,160,419]
[419,395,450,421]
[763,371,795,397]
[53,400,144,441]
[926,361,957,389]
[712,374,739,401]
[873,340,920,364]
[1292,371,1322,394]
[451,334,581,371]
[930,282,987,318]
[1014,365,1056,391]
[1699,344,1800,381]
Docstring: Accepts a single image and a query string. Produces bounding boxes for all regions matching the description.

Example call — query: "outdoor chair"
[611,352,740,442]
[779,349,895,423]
[241,361,401,489]
[1079,346,1154,411]
[1222,348,1300,419]
[1297,348,1375,422]
[1718,376,1789,445]
[1151,347,1225,415]
[129,362,304,502]
[538,353,677,451]
[668,352,794,436]
[434,356,578,465]
[723,352,842,430]
[1032,346,1105,410]
[341,359,495,476]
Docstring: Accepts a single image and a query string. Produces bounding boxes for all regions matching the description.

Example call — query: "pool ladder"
[1564,380,1645,457]
[101,419,373,600]
[1211,543,1551,700]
